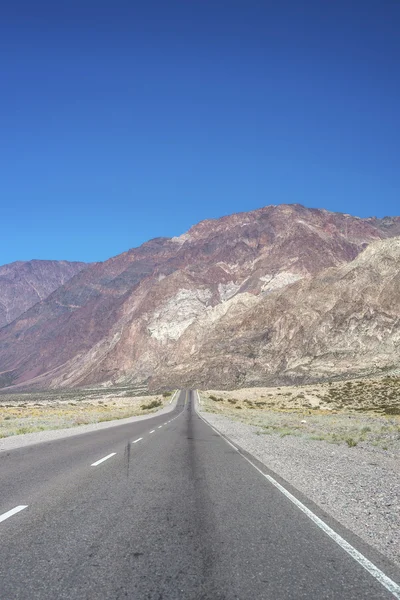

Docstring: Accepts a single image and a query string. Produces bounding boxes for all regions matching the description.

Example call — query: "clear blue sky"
[1,0,399,264]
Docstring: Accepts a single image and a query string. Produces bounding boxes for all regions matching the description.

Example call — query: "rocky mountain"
[157,237,400,389]
[0,260,87,329]
[0,204,399,391]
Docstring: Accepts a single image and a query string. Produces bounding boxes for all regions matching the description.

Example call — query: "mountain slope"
[156,237,400,389]
[0,204,399,390]
[0,260,87,329]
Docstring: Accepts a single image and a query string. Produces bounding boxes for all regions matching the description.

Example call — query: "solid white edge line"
[0,505,28,523]
[91,452,116,466]
[195,390,400,599]
[169,390,178,404]
[133,438,143,443]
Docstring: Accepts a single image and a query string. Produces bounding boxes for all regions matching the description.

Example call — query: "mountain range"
[0,204,399,391]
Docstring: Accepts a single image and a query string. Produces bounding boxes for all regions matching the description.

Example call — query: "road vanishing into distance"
[0,390,399,599]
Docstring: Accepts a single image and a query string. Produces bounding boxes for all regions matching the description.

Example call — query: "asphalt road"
[0,390,399,599]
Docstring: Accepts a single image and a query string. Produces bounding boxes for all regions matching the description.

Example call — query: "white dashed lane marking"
[133,438,142,444]
[91,453,116,467]
[0,505,28,524]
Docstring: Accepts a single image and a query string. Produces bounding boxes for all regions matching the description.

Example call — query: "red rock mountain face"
[0,204,399,391]
[0,260,87,329]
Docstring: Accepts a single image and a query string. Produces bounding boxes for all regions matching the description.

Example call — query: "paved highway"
[0,390,399,599]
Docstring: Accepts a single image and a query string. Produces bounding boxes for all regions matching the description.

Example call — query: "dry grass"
[0,387,172,439]
[206,375,400,413]
[200,376,400,454]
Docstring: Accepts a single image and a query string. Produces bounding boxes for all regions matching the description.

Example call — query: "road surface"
[0,390,399,599]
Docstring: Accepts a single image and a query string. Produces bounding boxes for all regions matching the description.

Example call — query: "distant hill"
[0,204,399,391]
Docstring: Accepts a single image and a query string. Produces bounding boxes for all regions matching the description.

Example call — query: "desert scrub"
[141,400,162,410]
[346,437,357,448]
[209,395,223,402]
[361,425,371,432]
[201,389,400,454]
[260,424,300,438]
[0,391,165,438]
[279,429,298,438]
[310,434,329,441]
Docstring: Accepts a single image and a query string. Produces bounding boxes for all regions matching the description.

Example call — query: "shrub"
[384,406,400,415]
[346,437,357,447]
[141,400,162,410]
[361,426,371,434]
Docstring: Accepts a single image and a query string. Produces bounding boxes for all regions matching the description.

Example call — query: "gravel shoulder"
[0,391,178,452]
[197,392,400,569]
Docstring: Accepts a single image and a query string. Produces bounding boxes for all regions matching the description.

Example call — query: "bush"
[361,426,371,434]
[141,400,162,410]
[346,437,357,447]
[384,406,400,415]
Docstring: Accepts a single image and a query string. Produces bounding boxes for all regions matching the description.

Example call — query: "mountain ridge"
[0,204,399,391]
[0,259,88,329]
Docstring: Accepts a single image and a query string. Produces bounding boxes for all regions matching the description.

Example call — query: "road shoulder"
[195,391,400,572]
